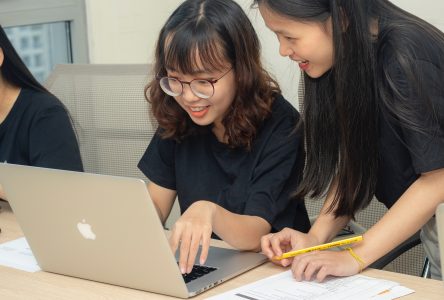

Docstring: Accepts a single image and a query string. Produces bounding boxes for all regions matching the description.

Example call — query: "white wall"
[84,0,299,106]
[85,0,444,108]
[392,0,444,32]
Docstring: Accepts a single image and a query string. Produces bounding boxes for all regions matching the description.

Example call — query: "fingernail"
[181,267,186,274]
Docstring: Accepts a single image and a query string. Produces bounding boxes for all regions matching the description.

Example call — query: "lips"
[188,105,210,118]
[290,56,310,71]
[189,106,208,112]
[298,61,309,71]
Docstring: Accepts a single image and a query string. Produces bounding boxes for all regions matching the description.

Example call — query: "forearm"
[153,202,167,224]
[353,169,444,267]
[0,185,5,200]
[211,203,271,251]
[310,181,351,243]
[147,182,176,225]
[310,213,350,244]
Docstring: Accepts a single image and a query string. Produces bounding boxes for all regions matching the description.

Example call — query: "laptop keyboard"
[181,265,218,283]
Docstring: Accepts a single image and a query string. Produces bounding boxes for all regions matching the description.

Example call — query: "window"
[20,37,29,49]
[0,0,89,83]
[5,22,72,83]
[32,35,42,48]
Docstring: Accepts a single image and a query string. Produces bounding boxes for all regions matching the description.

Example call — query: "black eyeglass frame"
[156,68,233,99]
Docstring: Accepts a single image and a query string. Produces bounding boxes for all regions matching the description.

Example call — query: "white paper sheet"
[0,237,41,272]
[206,270,414,300]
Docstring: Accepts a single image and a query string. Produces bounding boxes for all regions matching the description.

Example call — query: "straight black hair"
[254,0,444,217]
[0,24,48,93]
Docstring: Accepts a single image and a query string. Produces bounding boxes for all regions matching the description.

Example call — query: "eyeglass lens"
[160,78,214,99]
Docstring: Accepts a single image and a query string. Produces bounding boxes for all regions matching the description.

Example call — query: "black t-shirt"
[138,95,310,233]
[375,39,444,208]
[0,88,83,172]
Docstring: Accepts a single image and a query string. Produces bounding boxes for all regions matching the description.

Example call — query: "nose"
[181,83,200,103]
[278,39,293,57]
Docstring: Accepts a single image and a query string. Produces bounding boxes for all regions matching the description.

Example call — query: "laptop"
[437,203,444,280]
[0,163,267,298]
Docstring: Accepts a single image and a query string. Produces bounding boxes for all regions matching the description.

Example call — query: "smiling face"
[258,4,334,78]
[166,59,236,134]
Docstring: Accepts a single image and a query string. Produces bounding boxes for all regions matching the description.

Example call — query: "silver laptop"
[0,163,267,298]
[437,203,444,280]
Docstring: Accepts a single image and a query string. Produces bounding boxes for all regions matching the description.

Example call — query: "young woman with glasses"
[138,0,310,275]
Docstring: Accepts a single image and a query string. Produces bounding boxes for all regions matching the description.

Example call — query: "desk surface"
[1,201,443,300]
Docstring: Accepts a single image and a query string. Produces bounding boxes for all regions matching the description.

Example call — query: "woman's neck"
[212,121,228,143]
[0,80,21,124]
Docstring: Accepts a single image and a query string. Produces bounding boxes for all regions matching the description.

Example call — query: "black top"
[0,88,83,172]
[139,95,310,233]
[375,37,444,208]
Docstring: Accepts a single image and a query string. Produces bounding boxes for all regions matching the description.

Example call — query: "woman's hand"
[262,228,363,281]
[169,201,216,274]
[261,228,320,267]
[291,249,362,282]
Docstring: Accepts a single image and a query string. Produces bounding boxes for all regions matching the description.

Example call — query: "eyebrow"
[166,66,214,76]
[273,29,293,36]
[265,22,295,36]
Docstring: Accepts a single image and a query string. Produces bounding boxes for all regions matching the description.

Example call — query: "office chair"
[44,64,180,227]
[297,74,429,277]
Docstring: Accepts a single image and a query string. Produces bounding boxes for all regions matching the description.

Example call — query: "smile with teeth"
[189,106,209,112]
[297,60,310,71]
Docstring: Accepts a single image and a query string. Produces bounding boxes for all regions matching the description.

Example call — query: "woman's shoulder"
[270,93,301,121]
[19,88,67,115]
[253,93,302,141]
[21,88,63,106]
[377,21,444,68]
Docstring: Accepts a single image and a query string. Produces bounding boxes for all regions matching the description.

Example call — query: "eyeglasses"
[157,68,232,99]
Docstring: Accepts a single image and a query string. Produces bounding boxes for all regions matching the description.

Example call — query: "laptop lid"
[436,203,444,280]
[0,164,266,298]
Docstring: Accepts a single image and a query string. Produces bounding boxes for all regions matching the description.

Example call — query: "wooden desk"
[1,201,443,299]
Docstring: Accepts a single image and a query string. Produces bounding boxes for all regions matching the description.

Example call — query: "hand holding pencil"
[261,228,363,267]
[272,235,363,260]
[261,228,324,267]
[261,228,368,282]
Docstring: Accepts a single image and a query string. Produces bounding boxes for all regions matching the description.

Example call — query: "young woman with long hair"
[0,25,83,200]
[256,0,444,280]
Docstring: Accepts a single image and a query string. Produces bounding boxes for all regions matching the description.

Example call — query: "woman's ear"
[0,48,4,67]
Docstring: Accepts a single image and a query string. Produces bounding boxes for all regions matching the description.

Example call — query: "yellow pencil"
[273,235,363,260]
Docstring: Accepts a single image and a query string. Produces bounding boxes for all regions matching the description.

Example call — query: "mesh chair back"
[44,64,156,180]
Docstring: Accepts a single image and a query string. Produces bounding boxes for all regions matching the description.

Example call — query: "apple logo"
[77,219,96,240]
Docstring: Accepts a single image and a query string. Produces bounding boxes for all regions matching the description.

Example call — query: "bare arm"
[352,168,444,267]
[210,202,271,251]
[147,181,177,225]
[261,178,351,267]
[290,168,444,282]
[0,185,6,200]
[309,179,351,244]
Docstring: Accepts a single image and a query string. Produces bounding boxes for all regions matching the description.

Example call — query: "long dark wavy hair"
[0,25,48,93]
[146,0,280,150]
[254,0,444,217]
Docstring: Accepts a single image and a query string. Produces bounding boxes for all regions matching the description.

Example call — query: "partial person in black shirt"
[256,0,444,281]
[0,24,83,200]
[138,0,310,275]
